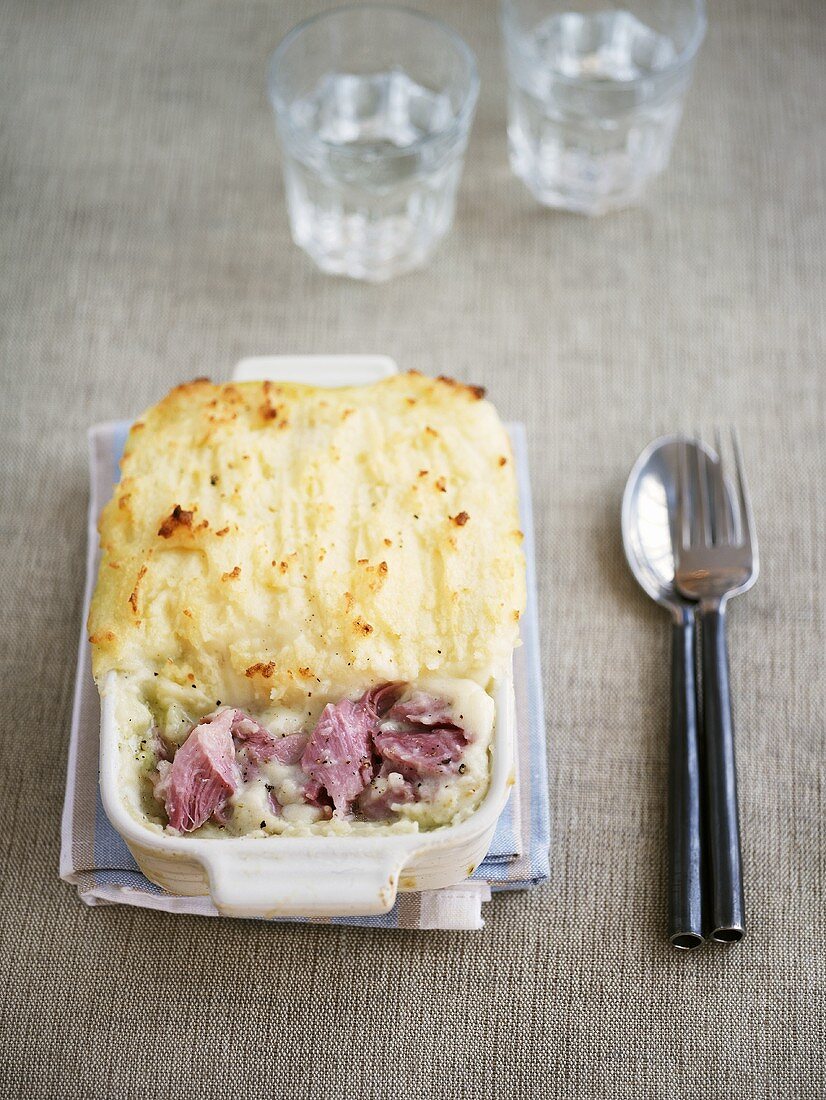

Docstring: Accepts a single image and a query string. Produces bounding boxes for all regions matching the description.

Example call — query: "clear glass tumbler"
[268,6,479,281]
[501,0,706,214]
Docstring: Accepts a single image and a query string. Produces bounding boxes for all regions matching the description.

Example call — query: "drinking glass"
[268,5,479,281]
[501,0,706,214]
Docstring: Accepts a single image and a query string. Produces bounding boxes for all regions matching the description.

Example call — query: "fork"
[675,429,758,943]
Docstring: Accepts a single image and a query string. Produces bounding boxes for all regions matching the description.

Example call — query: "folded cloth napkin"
[60,421,549,930]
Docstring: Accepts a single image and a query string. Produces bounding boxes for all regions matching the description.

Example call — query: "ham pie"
[88,373,525,837]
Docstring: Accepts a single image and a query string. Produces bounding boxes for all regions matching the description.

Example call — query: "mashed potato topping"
[89,372,525,836]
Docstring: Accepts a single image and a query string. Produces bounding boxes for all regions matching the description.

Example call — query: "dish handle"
[202,845,408,919]
[232,354,398,387]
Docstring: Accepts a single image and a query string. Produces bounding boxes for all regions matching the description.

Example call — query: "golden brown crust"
[436,375,486,400]
[245,661,276,679]
[88,372,526,709]
[157,505,193,538]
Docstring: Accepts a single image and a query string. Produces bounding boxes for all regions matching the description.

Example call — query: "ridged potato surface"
[88,373,525,716]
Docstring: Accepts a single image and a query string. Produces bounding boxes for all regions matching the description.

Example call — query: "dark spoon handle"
[700,604,745,943]
[667,612,704,949]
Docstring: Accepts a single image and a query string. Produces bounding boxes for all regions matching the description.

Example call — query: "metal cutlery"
[674,429,758,943]
[622,436,731,950]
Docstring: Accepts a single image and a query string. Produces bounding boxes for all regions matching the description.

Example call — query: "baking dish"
[98,354,517,919]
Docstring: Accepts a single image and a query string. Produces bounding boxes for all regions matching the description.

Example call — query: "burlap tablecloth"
[1,1,823,1096]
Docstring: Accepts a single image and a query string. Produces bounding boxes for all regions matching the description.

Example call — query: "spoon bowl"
[623,436,707,612]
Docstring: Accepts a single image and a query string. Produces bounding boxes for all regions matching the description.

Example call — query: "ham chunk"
[230,711,308,767]
[157,710,239,832]
[229,711,280,765]
[152,683,474,831]
[373,727,467,778]
[300,699,376,816]
[357,772,417,820]
[386,691,457,728]
[269,732,310,766]
[361,682,405,721]
[374,687,468,783]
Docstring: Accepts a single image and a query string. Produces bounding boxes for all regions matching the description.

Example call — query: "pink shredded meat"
[157,710,240,832]
[357,773,418,820]
[300,698,377,816]
[229,711,280,764]
[153,685,472,830]
[269,732,310,766]
[361,682,405,721]
[228,710,310,767]
[386,691,458,728]
[302,778,334,816]
[372,726,467,778]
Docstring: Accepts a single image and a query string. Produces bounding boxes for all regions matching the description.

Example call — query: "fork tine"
[731,426,752,550]
[713,427,731,545]
[677,437,690,550]
[694,433,711,547]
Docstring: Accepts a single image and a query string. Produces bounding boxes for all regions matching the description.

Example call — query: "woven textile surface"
[0,0,823,1096]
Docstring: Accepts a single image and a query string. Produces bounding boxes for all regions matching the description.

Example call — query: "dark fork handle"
[700,604,745,942]
[668,611,704,949]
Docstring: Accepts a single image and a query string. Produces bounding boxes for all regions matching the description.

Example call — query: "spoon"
[622,435,729,950]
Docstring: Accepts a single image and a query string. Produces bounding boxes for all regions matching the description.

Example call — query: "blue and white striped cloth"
[60,421,549,929]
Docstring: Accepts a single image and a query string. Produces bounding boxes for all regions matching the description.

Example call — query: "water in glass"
[506,10,692,213]
[281,72,464,281]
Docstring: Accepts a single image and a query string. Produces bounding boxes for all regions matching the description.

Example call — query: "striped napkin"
[60,422,549,930]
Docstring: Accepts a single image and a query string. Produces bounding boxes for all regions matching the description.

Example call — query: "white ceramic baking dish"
[99,355,516,919]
